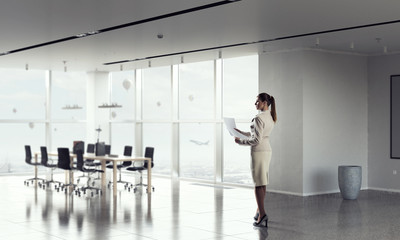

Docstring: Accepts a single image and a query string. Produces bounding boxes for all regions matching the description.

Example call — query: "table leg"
[113,161,117,196]
[101,160,106,190]
[34,153,38,179]
[147,158,151,194]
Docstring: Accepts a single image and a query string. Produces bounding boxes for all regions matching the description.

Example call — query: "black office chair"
[105,144,111,155]
[75,150,103,197]
[57,148,77,193]
[24,145,45,186]
[126,147,155,193]
[107,146,133,188]
[40,146,62,189]
[84,143,101,167]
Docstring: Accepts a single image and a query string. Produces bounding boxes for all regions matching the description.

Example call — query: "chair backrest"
[105,145,111,155]
[95,142,106,156]
[57,148,72,170]
[123,146,132,156]
[75,149,84,171]
[25,145,32,164]
[144,147,154,169]
[40,146,49,165]
[122,146,133,167]
[73,141,85,154]
[87,144,95,154]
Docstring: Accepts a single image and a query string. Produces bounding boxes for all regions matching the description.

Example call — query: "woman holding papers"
[235,92,277,228]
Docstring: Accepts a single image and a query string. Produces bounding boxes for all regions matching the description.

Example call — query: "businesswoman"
[234,92,277,227]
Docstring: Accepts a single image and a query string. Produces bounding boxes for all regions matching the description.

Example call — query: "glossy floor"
[1,175,400,240]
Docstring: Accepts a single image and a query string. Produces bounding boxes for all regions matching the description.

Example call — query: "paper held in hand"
[223,117,250,140]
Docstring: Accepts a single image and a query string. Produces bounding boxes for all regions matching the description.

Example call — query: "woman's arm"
[236,117,264,146]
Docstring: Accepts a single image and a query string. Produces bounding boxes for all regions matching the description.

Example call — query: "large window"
[0,123,45,174]
[142,67,172,120]
[143,123,172,175]
[2,55,259,186]
[110,123,136,156]
[179,123,215,180]
[179,61,215,120]
[110,71,135,120]
[50,123,86,152]
[51,71,87,120]
[223,55,258,184]
[0,69,46,174]
[0,69,46,120]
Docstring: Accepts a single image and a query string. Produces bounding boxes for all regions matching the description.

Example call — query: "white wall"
[302,51,368,195]
[368,54,400,191]
[259,51,304,195]
[260,50,368,196]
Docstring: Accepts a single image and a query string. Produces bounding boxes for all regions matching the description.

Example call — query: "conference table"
[34,152,152,195]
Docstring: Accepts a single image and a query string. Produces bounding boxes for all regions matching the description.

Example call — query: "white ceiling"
[1,0,400,72]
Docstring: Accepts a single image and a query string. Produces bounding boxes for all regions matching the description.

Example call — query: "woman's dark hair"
[258,92,277,122]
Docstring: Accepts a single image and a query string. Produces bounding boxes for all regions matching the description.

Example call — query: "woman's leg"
[255,185,266,221]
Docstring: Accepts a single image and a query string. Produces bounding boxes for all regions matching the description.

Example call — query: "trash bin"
[338,165,362,200]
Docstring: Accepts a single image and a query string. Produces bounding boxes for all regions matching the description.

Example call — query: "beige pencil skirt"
[250,151,272,187]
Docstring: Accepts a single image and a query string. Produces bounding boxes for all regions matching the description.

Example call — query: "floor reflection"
[6,175,400,239]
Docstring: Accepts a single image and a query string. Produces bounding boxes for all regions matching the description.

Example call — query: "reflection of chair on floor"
[107,146,133,188]
[126,147,155,193]
[40,146,62,189]
[75,150,103,197]
[57,148,77,193]
[24,145,45,186]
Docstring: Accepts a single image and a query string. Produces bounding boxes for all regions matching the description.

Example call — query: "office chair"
[126,147,154,193]
[56,148,77,193]
[40,146,63,189]
[24,145,45,186]
[75,150,103,197]
[107,145,133,188]
[84,143,101,167]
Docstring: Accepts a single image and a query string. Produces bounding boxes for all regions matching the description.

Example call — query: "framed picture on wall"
[391,75,400,159]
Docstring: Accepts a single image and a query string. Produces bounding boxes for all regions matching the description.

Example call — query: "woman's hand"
[234,128,242,134]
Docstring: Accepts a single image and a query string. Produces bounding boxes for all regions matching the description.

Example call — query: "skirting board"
[368,187,400,194]
[268,187,369,197]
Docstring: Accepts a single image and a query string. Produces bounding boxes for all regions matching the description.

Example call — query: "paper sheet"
[223,117,250,140]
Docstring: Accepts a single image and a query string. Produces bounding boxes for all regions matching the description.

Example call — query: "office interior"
[2,0,400,239]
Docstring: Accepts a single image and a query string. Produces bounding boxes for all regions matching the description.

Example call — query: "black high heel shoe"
[253,214,268,228]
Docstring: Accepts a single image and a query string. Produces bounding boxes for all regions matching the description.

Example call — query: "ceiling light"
[315,37,320,47]
[350,42,354,50]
